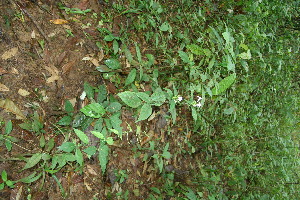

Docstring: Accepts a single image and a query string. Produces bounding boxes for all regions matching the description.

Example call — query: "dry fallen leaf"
[18,88,30,96]
[62,61,76,74]
[0,83,9,91]
[0,67,8,75]
[44,65,62,83]
[1,47,18,60]
[50,19,69,24]
[0,99,26,119]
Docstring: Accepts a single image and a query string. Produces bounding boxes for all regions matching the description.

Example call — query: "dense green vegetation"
[1,0,299,199]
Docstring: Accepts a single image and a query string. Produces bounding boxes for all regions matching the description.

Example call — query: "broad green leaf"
[5,120,12,134]
[0,183,4,190]
[106,137,114,145]
[178,50,190,64]
[208,56,215,69]
[40,135,45,148]
[136,92,151,103]
[83,146,97,159]
[123,45,133,63]
[150,88,166,106]
[238,49,252,59]
[18,122,32,131]
[106,102,122,113]
[84,82,94,99]
[185,187,197,200]
[118,91,142,108]
[110,113,122,138]
[5,140,12,151]
[212,74,236,95]
[151,187,161,194]
[97,85,107,103]
[75,148,84,166]
[91,131,104,139]
[226,54,235,71]
[23,153,42,170]
[104,34,115,41]
[136,103,152,122]
[58,142,75,153]
[187,44,203,56]
[45,138,55,152]
[64,100,74,113]
[98,143,109,174]
[104,58,120,70]
[74,129,89,144]
[57,116,72,126]
[159,22,171,32]
[125,68,137,86]
[80,103,106,118]
[224,107,235,115]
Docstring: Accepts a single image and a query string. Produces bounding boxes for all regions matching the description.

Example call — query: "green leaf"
[110,113,122,137]
[151,187,161,194]
[106,102,122,113]
[104,34,115,41]
[113,40,119,54]
[187,44,203,56]
[104,59,121,70]
[150,88,166,106]
[178,50,190,64]
[159,22,171,32]
[1,170,7,182]
[136,92,151,103]
[224,107,235,115]
[5,140,12,151]
[97,85,107,103]
[123,45,133,63]
[83,146,97,159]
[57,116,72,126]
[75,148,84,166]
[65,100,74,113]
[106,137,114,145]
[0,183,4,190]
[74,129,89,144]
[191,107,197,122]
[19,172,42,183]
[6,180,15,188]
[45,138,55,152]
[125,68,137,86]
[84,82,94,99]
[135,43,142,63]
[185,187,197,200]
[98,143,109,174]
[118,91,142,108]
[136,103,152,122]
[238,49,252,59]
[91,131,104,139]
[23,153,42,170]
[19,122,32,131]
[5,120,12,134]
[40,135,45,148]
[58,142,75,153]
[212,74,236,95]
[80,103,106,118]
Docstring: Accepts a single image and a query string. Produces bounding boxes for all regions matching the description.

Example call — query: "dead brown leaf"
[73,0,89,10]
[0,99,26,119]
[50,19,69,24]
[1,47,18,60]
[0,83,9,91]
[44,65,62,83]
[62,61,76,74]
[0,67,8,75]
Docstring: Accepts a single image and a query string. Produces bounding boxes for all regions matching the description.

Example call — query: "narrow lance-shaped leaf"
[98,142,109,174]
[23,153,42,170]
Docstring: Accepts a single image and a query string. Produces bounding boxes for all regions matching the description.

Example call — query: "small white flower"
[174,96,183,103]
[196,96,202,102]
[194,102,202,107]
[178,96,183,102]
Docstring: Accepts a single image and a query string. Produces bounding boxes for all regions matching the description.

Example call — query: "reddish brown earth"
[0,1,197,199]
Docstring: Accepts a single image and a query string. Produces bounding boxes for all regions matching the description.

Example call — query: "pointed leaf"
[23,153,42,170]
[212,74,236,95]
[136,103,152,122]
[98,143,109,174]
[118,91,142,108]
[74,128,89,144]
